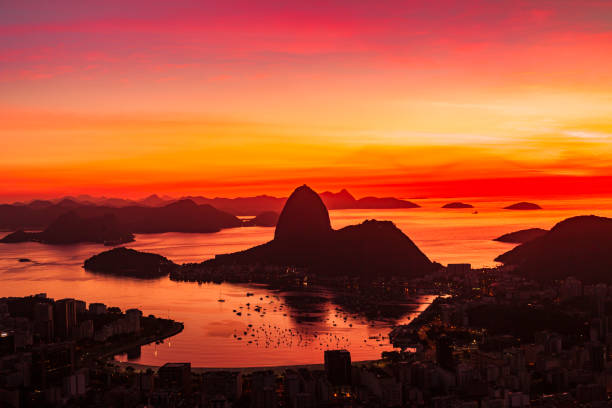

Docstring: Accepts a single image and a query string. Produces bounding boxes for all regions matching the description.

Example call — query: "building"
[33,302,54,342]
[324,349,351,386]
[53,299,77,340]
[157,362,192,394]
[436,335,454,370]
[89,303,107,315]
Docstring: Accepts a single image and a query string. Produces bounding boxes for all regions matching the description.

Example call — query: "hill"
[0,200,242,234]
[243,211,279,227]
[356,196,420,209]
[442,202,474,209]
[203,185,433,279]
[84,247,177,278]
[503,202,542,210]
[0,213,134,245]
[493,228,548,244]
[320,189,357,209]
[495,215,612,283]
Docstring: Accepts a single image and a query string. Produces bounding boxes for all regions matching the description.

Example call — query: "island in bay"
[83,247,178,278]
[503,201,542,210]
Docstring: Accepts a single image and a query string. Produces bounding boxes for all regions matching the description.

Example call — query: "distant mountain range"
[5,189,421,217]
[0,199,242,244]
[202,185,434,279]
[495,215,612,283]
[0,212,134,245]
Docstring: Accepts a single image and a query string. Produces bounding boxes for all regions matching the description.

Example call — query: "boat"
[218,287,225,302]
[18,258,32,263]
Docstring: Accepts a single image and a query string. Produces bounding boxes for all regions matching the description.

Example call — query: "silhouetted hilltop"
[357,197,420,209]
[442,202,474,209]
[494,228,548,244]
[320,189,357,209]
[504,202,542,210]
[84,247,177,278]
[139,194,172,207]
[27,200,54,210]
[243,211,279,227]
[0,212,134,245]
[203,185,433,279]
[0,230,31,243]
[329,219,432,275]
[0,200,242,233]
[120,199,241,233]
[275,185,333,245]
[184,195,285,216]
[495,215,612,283]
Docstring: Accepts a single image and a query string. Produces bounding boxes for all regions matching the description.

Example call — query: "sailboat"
[218,287,226,302]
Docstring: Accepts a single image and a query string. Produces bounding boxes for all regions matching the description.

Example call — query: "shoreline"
[112,358,380,374]
[98,321,184,361]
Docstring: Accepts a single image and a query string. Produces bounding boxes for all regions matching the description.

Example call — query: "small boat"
[246,292,254,297]
[18,258,32,263]
[218,287,225,302]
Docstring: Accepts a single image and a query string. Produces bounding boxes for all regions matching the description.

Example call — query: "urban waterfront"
[2,198,612,368]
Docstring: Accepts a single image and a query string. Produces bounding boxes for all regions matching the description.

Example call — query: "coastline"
[112,358,379,374]
[97,321,184,361]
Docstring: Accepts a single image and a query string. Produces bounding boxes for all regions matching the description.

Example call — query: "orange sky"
[2,1,612,201]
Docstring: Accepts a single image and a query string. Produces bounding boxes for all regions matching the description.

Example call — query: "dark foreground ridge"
[493,227,548,243]
[198,185,433,279]
[495,215,612,283]
[0,212,134,245]
[503,201,542,210]
[83,247,178,278]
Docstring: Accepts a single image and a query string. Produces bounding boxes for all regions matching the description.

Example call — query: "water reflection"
[2,199,612,367]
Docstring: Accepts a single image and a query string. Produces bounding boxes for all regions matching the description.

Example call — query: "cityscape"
[2,0,612,407]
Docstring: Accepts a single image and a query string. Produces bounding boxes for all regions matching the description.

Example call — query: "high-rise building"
[157,362,192,393]
[34,302,54,342]
[437,335,454,370]
[53,299,77,340]
[324,350,351,386]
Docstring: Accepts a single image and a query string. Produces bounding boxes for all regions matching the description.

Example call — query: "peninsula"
[493,227,548,243]
[495,215,612,283]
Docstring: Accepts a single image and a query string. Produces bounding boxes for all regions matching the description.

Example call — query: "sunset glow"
[2,0,612,200]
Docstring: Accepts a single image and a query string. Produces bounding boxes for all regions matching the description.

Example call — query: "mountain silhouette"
[0,212,134,245]
[274,185,333,245]
[495,215,612,283]
[0,200,242,235]
[356,196,420,209]
[319,189,357,209]
[493,228,548,244]
[442,202,474,209]
[243,211,279,227]
[204,185,433,279]
[503,202,542,210]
